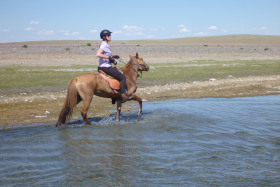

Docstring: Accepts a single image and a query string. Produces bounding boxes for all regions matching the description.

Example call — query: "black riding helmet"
[100,29,112,40]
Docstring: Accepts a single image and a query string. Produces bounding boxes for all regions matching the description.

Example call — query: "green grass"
[141,60,280,85]
[0,60,279,90]
[0,65,97,89]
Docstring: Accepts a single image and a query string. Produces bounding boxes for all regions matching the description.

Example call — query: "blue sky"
[1,0,279,43]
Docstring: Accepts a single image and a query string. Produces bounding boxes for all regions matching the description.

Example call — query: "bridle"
[117,57,148,77]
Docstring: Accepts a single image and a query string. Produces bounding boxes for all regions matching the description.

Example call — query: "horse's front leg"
[131,94,142,118]
[116,100,122,121]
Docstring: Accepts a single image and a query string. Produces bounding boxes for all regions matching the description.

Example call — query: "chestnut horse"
[55,53,149,127]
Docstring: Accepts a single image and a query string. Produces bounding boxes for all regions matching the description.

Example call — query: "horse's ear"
[136,53,139,59]
[129,55,132,58]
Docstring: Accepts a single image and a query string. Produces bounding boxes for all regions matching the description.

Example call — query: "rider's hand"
[112,60,117,65]
[112,55,120,59]
[109,56,117,65]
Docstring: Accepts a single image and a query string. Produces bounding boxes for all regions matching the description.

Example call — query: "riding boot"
[121,93,129,103]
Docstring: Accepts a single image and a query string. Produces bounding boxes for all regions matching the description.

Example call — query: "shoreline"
[1,75,279,126]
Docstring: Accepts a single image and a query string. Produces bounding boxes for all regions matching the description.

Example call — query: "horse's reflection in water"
[55,53,149,127]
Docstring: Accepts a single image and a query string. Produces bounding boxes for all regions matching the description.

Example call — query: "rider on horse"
[96,29,129,102]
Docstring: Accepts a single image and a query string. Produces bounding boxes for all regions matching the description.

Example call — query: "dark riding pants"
[98,66,127,94]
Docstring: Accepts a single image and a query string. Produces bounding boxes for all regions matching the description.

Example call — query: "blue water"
[0,95,280,186]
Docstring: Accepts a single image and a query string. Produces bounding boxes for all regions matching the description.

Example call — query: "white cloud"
[30,21,40,24]
[260,26,268,30]
[178,24,191,32]
[64,31,80,36]
[121,25,144,36]
[179,28,191,32]
[126,32,143,36]
[123,25,143,31]
[222,29,228,33]
[208,26,218,30]
[2,29,10,32]
[147,35,156,38]
[25,27,33,31]
[178,24,187,28]
[58,30,80,36]
[113,30,123,34]
[37,29,55,35]
[89,29,98,33]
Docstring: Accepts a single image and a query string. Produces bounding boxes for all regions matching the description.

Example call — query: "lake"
[0,95,279,186]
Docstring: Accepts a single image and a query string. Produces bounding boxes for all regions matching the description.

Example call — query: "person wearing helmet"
[96,29,129,102]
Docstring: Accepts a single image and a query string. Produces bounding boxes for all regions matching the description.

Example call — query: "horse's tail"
[55,78,81,127]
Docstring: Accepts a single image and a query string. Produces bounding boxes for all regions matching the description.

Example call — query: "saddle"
[99,70,120,91]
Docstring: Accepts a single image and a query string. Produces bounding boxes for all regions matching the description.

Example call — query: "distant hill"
[154,34,280,45]
[116,35,280,45]
[4,34,280,45]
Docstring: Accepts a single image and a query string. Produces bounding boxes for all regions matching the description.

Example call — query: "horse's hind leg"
[81,96,93,125]
[78,90,94,125]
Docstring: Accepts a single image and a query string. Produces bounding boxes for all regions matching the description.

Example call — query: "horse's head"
[129,53,149,72]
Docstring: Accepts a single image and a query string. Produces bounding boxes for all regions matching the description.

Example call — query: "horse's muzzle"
[144,65,149,71]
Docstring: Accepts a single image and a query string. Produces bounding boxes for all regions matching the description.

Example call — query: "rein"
[117,57,146,77]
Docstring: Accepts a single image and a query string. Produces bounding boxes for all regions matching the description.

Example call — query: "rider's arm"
[96,48,110,59]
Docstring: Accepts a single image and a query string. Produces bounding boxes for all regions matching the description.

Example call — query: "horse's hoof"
[137,111,142,118]
[54,123,61,127]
